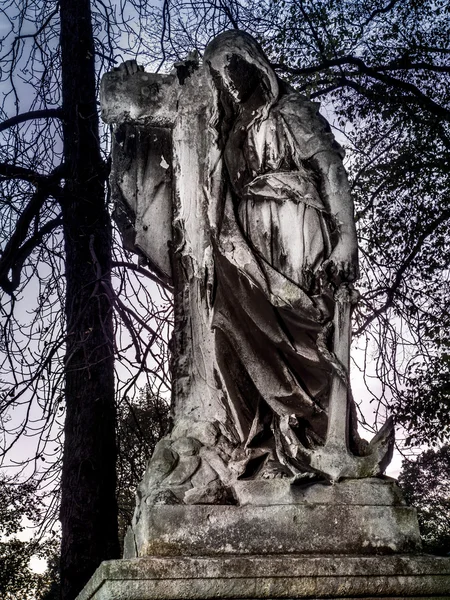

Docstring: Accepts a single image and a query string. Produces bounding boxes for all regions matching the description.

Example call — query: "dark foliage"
[0,474,59,599]
[399,446,450,554]
[116,386,170,547]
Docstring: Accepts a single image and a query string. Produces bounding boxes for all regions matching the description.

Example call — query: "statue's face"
[224,54,263,104]
[207,52,269,110]
[204,31,279,114]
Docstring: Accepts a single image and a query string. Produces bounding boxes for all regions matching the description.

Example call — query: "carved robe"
[212,95,348,468]
[104,43,361,484]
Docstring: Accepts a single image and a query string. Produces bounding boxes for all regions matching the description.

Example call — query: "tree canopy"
[399,446,450,554]
[0,474,58,599]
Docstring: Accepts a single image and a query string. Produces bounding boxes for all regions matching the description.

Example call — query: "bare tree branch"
[356,207,450,335]
[274,56,450,121]
[0,109,63,134]
[112,260,173,291]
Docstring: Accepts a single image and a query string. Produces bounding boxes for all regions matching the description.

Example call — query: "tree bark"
[59,1,120,599]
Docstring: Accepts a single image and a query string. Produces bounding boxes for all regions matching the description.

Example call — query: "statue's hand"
[115,60,144,76]
[322,243,359,286]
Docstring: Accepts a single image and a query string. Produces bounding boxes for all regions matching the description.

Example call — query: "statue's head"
[203,30,279,113]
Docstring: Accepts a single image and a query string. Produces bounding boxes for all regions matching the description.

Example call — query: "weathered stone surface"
[101,70,178,126]
[77,555,450,600]
[233,477,406,506]
[125,503,421,558]
[124,479,420,559]
[102,31,394,496]
[131,424,239,509]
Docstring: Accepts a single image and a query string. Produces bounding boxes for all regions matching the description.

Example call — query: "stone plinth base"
[79,479,437,599]
[124,480,421,558]
[125,503,421,557]
[77,555,450,599]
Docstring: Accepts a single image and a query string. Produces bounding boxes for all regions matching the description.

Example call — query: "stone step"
[77,554,450,600]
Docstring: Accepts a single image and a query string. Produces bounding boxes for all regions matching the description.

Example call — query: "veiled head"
[203,30,279,108]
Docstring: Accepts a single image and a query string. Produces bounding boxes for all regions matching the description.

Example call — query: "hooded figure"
[203,31,361,477]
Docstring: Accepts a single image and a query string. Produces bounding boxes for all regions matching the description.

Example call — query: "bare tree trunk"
[59,1,120,598]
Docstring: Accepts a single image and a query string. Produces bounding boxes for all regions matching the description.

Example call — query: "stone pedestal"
[78,555,450,599]
[123,479,420,558]
[77,479,450,599]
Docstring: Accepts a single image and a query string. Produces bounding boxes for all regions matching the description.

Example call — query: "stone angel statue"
[101,30,393,512]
